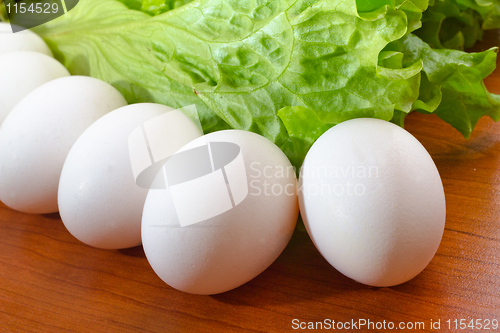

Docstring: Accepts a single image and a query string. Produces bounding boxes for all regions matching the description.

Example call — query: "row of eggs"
[0,23,446,294]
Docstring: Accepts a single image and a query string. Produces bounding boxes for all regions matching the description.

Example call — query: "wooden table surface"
[1,31,500,333]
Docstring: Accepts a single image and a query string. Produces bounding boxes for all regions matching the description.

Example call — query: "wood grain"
[1,31,500,333]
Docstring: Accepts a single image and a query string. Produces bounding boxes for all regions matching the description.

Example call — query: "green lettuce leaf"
[118,0,193,15]
[142,0,193,15]
[34,0,500,167]
[415,0,484,50]
[0,0,7,22]
[36,0,229,133]
[274,33,500,155]
[278,106,340,167]
[455,0,500,29]
[197,1,425,166]
[36,0,428,167]
[402,33,500,137]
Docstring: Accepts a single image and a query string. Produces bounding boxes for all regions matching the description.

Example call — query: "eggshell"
[0,76,127,213]
[58,103,202,249]
[141,130,299,295]
[0,51,69,124]
[0,22,52,56]
[299,118,446,287]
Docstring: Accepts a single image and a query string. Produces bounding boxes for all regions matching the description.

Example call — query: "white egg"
[58,103,203,249]
[141,130,299,295]
[299,118,446,287]
[0,76,127,214]
[0,22,52,56]
[0,51,69,124]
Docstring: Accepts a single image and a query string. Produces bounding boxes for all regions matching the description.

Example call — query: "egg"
[0,22,52,56]
[299,118,446,287]
[0,76,127,213]
[58,103,203,249]
[0,51,69,124]
[141,130,299,295]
